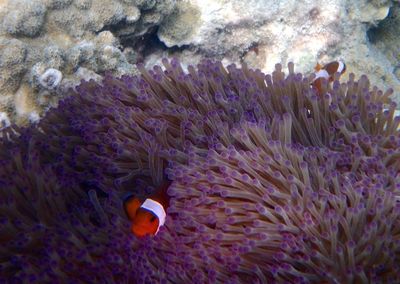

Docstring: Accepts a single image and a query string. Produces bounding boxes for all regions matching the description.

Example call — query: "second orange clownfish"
[123,180,171,238]
[311,60,346,95]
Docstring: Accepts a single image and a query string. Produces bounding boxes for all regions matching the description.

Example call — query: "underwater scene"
[0,0,400,283]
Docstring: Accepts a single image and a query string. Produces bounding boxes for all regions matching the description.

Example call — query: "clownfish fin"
[314,63,323,71]
[311,70,329,96]
[312,78,323,95]
[148,180,172,208]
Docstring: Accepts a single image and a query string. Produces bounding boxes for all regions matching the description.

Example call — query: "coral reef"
[0,0,177,124]
[368,2,400,80]
[1,59,399,282]
[157,0,399,105]
[1,0,400,126]
[3,0,47,37]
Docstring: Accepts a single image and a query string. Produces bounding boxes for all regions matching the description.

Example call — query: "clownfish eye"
[150,216,156,222]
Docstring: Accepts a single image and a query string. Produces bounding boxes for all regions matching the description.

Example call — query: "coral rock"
[38,68,63,90]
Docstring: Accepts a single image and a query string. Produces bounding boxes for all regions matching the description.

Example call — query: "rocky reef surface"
[0,0,399,126]
[0,0,177,125]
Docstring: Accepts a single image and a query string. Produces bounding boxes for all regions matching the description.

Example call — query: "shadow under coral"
[1,59,400,283]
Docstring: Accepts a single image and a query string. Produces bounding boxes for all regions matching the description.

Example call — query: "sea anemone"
[1,58,399,283]
[0,127,138,282]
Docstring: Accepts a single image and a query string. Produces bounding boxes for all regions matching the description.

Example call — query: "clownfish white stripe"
[313,69,330,81]
[337,61,345,73]
[140,198,166,233]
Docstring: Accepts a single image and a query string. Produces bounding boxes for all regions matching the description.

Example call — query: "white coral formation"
[0,112,11,130]
[38,68,63,90]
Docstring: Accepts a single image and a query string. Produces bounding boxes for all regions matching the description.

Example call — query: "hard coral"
[1,58,400,283]
[0,0,177,124]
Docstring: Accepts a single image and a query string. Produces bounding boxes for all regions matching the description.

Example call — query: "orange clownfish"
[123,180,171,238]
[311,60,346,95]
